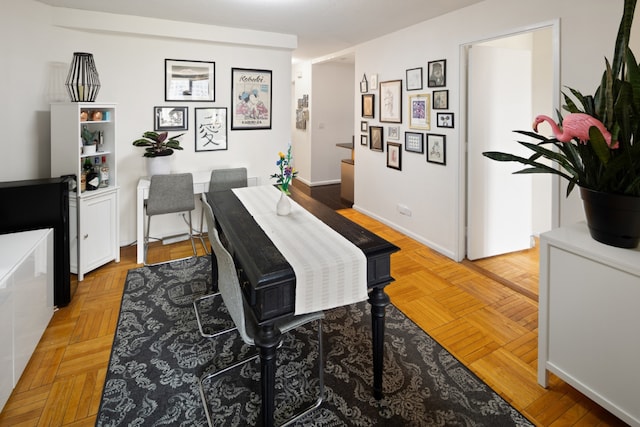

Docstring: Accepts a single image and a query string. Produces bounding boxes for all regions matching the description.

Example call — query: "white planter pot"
[146,156,172,177]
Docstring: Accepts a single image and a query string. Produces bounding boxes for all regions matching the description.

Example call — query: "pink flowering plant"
[271,145,298,194]
[483,0,640,197]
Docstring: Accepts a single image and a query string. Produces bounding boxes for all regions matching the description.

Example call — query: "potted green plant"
[132,131,184,176]
[482,0,640,248]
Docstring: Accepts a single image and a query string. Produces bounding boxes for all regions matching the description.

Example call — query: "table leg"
[254,323,281,427]
[369,285,390,400]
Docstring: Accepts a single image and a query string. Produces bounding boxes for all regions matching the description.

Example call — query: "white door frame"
[455,19,561,262]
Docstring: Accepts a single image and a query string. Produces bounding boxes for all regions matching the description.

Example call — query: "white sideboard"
[538,223,640,427]
[0,229,54,411]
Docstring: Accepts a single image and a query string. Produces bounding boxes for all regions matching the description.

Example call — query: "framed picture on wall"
[388,126,400,141]
[165,59,215,102]
[231,68,272,130]
[195,107,227,151]
[369,125,383,152]
[427,59,446,87]
[362,94,375,118]
[361,121,368,132]
[437,112,454,128]
[360,134,368,146]
[379,80,402,123]
[427,133,446,165]
[154,106,188,131]
[405,132,424,154]
[409,94,431,130]
[387,143,402,170]
[433,90,449,110]
[406,67,423,91]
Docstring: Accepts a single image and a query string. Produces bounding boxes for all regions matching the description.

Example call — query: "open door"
[467,44,533,260]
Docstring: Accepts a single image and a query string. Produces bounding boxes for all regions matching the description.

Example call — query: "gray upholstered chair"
[197,167,248,254]
[144,173,197,265]
[198,195,324,427]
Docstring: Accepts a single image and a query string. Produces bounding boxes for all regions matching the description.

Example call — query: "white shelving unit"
[538,222,640,427]
[51,102,120,281]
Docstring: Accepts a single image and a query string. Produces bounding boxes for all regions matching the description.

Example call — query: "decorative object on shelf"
[65,52,101,102]
[271,145,298,215]
[132,131,184,176]
[81,125,98,154]
[482,0,640,248]
[91,110,103,121]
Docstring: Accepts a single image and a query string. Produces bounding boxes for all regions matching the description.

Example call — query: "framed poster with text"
[231,68,272,130]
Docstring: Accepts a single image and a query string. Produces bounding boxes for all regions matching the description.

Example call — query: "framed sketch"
[405,132,424,154]
[231,68,272,130]
[409,94,431,130]
[387,143,402,170]
[360,74,368,93]
[362,94,375,118]
[154,106,187,131]
[427,133,446,165]
[370,74,378,90]
[379,80,402,123]
[195,107,227,151]
[361,121,368,132]
[437,112,455,128]
[406,67,423,91]
[360,134,368,146]
[387,126,400,141]
[165,59,215,102]
[427,59,446,87]
[433,90,449,110]
[369,125,383,152]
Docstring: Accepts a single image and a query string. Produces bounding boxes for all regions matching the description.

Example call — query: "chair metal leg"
[198,196,211,255]
[193,293,237,338]
[187,211,198,258]
[144,214,152,265]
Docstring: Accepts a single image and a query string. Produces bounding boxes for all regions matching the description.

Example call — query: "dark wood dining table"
[207,186,399,427]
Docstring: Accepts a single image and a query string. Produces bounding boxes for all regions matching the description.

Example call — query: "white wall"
[2,0,295,247]
[310,61,355,185]
[352,0,630,261]
[291,62,313,184]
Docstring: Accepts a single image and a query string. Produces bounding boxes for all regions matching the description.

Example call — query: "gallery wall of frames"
[359,59,454,171]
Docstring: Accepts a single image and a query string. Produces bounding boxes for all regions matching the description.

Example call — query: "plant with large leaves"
[132,131,184,157]
[483,0,640,198]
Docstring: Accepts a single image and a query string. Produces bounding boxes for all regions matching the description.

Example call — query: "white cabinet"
[51,102,120,280]
[538,223,640,427]
[0,229,54,412]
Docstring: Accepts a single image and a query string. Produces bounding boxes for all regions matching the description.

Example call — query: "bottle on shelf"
[85,157,100,191]
[81,157,92,192]
[99,155,109,188]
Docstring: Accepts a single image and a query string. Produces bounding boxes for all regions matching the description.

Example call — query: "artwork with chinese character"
[195,107,227,151]
[231,68,272,130]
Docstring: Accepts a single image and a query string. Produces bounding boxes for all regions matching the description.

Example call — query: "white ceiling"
[36,0,483,61]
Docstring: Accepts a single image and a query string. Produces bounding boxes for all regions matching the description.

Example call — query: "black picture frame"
[379,79,402,123]
[369,126,383,152]
[360,121,368,132]
[154,106,188,131]
[165,59,215,102]
[427,133,446,165]
[427,59,446,88]
[360,134,368,146]
[231,68,272,130]
[436,112,455,128]
[433,90,449,110]
[406,67,423,91]
[404,132,424,154]
[362,94,375,118]
[387,143,402,170]
[195,107,228,151]
[360,74,368,93]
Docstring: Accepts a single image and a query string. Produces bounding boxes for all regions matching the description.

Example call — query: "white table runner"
[232,185,367,314]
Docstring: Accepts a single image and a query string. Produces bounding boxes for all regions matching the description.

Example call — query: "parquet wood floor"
[0,195,627,426]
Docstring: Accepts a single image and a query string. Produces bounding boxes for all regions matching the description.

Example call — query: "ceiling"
[36,0,483,62]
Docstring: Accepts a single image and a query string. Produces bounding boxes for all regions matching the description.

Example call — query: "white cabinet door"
[79,189,118,275]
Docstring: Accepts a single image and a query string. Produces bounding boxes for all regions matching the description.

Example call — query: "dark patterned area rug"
[96,256,534,426]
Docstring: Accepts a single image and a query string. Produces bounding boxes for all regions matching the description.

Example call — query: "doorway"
[463,23,559,265]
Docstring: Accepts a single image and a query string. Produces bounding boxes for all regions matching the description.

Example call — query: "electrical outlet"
[397,204,411,216]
